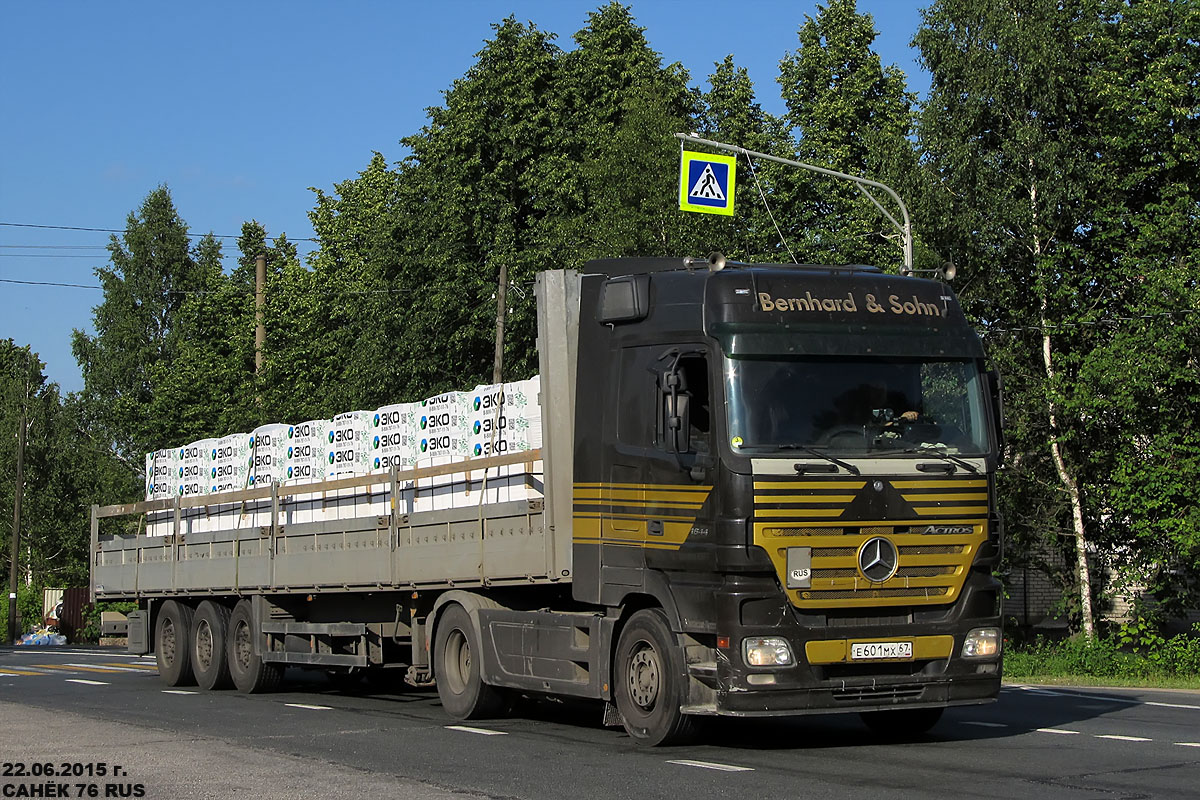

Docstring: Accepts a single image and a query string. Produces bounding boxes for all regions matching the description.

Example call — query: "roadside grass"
[1002,624,1200,691]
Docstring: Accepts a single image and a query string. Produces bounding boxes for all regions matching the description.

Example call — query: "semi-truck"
[92,256,1005,746]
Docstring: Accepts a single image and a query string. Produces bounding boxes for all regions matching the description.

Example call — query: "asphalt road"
[2,646,1199,800]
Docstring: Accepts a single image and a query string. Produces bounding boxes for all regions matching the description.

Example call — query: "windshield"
[724,356,992,455]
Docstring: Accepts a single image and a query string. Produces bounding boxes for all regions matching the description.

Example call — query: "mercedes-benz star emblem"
[858,537,899,582]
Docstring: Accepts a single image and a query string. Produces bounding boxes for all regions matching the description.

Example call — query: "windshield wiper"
[774,444,861,476]
[904,446,979,474]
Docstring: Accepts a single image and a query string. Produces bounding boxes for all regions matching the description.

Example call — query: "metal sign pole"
[675,133,914,274]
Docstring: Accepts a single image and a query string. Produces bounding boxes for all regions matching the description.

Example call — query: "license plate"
[850,641,914,661]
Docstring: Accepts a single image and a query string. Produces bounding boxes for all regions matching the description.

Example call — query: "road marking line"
[0,669,44,676]
[1095,735,1152,742]
[66,662,147,673]
[1037,728,1080,735]
[34,664,130,674]
[162,690,198,695]
[1146,701,1200,711]
[65,679,109,685]
[1008,685,1200,712]
[962,721,1007,728]
[284,703,333,710]
[101,662,157,671]
[52,650,144,659]
[1175,742,1200,748]
[667,760,755,772]
[445,725,507,736]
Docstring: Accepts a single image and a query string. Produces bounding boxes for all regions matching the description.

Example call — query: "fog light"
[743,636,794,667]
[962,627,1001,658]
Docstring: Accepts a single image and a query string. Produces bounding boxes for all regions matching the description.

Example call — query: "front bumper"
[683,571,1003,717]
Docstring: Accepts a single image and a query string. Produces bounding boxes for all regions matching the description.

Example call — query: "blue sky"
[0,1,930,393]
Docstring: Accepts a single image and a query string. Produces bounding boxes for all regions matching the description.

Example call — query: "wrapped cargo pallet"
[144,449,178,536]
[327,410,373,521]
[283,419,328,524]
[414,391,470,513]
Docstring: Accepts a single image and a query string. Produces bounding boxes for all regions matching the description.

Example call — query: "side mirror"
[664,391,691,454]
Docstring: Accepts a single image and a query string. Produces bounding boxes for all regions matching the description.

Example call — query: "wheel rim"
[627,640,661,710]
[196,619,213,670]
[233,620,253,671]
[444,628,470,695]
[161,618,177,666]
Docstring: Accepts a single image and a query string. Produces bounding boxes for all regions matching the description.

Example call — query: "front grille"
[759,524,987,609]
[815,565,955,580]
[831,683,926,703]
[755,473,990,609]
[816,587,950,600]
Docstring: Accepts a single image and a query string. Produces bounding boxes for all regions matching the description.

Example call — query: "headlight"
[961,627,1001,658]
[743,636,795,667]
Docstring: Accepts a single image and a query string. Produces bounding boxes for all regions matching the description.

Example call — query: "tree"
[696,55,795,261]
[1057,0,1200,620]
[72,186,208,457]
[1,342,135,594]
[777,0,918,269]
[915,0,1200,633]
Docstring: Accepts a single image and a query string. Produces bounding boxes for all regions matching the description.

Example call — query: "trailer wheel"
[613,609,699,746]
[226,600,282,693]
[433,604,507,719]
[191,601,233,690]
[155,600,196,687]
[860,707,944,737]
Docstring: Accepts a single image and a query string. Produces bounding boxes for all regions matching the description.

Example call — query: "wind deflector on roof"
[597,274,650,323]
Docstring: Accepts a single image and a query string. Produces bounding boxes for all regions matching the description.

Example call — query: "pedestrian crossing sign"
[679,151,737,216]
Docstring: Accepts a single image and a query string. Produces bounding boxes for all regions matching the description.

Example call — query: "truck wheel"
[860,707,944,737]
[433,604,507,719]
[155,600,196,687]
[614,609,699,746]
[191,601,233,690]
[226,600,282,694]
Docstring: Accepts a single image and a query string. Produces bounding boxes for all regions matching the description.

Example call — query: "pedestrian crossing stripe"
[679,151,737,216]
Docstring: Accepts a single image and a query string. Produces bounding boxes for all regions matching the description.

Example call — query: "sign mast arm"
[675,133,914,274]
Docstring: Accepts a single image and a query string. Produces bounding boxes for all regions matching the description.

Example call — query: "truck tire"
[613,608,700,746]
[860,707,944,737]
[433,604,507,719]
[226,599,282,694]
[191,601,233,690]
[155,600,196,687]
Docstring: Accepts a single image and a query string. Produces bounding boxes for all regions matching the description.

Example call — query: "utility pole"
[7,404,25,644]
[255,253,267,374]
[491,262,508,386]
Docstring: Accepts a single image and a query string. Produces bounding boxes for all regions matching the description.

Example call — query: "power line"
[0,278,100,289]
[0,244,109,250]
[0,277,537,298]
[0,221,318,243]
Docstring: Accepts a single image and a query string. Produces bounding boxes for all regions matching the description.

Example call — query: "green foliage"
[1115,617,1166,654]
[72,186,210,458]
[2,341,133,591]
[777,0,917,268]
[915,0,1200,630]
[1006,625,1200,681]
[0,583,48,637]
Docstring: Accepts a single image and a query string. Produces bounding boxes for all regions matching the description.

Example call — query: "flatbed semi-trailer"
[93,258,1005,745]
